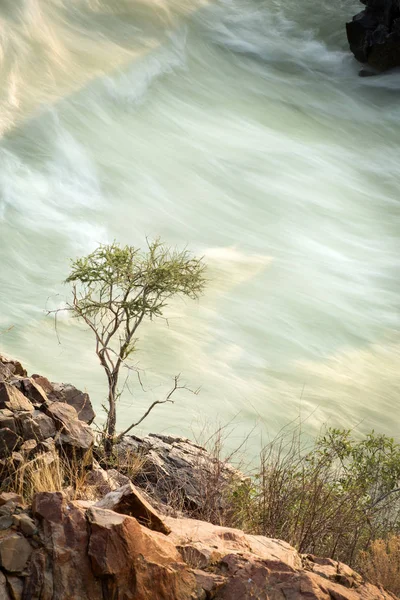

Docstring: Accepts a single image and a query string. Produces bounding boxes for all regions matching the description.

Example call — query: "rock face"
[347,0,400,71]
[0,490,395,600]
[116,433,246,520]
[0,355,95,472]
[95,482,171,535]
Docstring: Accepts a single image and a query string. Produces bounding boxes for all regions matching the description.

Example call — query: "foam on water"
[0,0,399,450]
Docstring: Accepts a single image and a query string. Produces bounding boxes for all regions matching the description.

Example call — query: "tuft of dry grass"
[359,536,400,596]
[2,448,93,503]
[96,445,146,480]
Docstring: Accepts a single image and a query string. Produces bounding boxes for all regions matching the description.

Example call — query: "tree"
[65,239,206,452]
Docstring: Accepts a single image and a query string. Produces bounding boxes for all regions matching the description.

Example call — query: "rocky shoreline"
[0,353,396,599]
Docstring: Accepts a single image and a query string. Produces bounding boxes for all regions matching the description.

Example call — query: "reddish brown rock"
[23,548,53,600]
[95,482,171,534]
[31,375,54,395]
[18,411,56,442]
[13,513,37,537]
[31,493,102,600]
[0,355,27,379]
[0,492,23,507]
[0,533,32,573]
[43,402,94,452]
[193,570,228,598]
[166,516,395,600]
[303,555,363,589]
[0,490,393,600]
[0,383,33,413]
[87,506,196,600]
[32,492,64,523]
[48,383,95,425]
[20,378,48,405]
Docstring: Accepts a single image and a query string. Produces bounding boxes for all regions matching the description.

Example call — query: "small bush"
[221,426,400,568]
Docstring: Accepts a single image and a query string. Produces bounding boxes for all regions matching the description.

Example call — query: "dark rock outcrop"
[347,0,400,71]
[0,355,95,470]
[116,433,247,518]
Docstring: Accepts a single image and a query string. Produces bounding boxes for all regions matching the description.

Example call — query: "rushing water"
[0,0,399,449]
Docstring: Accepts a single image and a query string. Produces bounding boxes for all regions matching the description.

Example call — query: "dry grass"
[96,444,146,480]
[2,449,93,503]
[359,536,400,596]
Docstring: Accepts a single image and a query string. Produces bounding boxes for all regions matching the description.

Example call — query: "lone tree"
[65,239,206,452]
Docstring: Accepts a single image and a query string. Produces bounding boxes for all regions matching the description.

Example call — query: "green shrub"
[226,427,400,567]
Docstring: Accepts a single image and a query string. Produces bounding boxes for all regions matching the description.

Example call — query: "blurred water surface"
[0,0,399,450]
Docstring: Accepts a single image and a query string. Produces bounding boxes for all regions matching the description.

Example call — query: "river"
[1,0,399,452]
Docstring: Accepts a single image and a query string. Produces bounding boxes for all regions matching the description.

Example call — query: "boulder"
[87,507,196,600]
[20,378,48,405]
[31,493,102,600]
[28,492,196,600]
[32,491,64,523]
[18,411,56,442]
[0,409,16,432]
[0,355,27,379]
[166,516,395,600]
[0,383,33,413]
[43,402,94,453]
[48,382,95,425]
[30,375,54,395]
[116,433,246,518]
[346,0,400,71]
[13,513,37,537]
[166,516,303,571]
[95,482,171,534]
[0,533,32,573]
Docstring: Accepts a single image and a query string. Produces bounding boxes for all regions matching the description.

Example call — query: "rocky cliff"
[0,353,397,600]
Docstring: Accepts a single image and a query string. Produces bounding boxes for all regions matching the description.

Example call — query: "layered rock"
[347,0,400,71]
[116,433,246,519]
[0,490,396,600]
[0,355,95,474]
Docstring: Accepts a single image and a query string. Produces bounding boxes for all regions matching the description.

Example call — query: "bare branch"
[116,375,196,440]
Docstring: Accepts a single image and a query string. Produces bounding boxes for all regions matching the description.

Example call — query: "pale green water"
[1,0,399,449]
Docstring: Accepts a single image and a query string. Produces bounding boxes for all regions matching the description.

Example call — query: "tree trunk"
[104,377,118,455]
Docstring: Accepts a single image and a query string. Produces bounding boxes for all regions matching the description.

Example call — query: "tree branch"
[116,375,194,440]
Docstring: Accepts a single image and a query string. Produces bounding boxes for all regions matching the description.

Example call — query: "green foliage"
[65,239,206,446]
[228,427,400,567]
[66,239,205,357]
